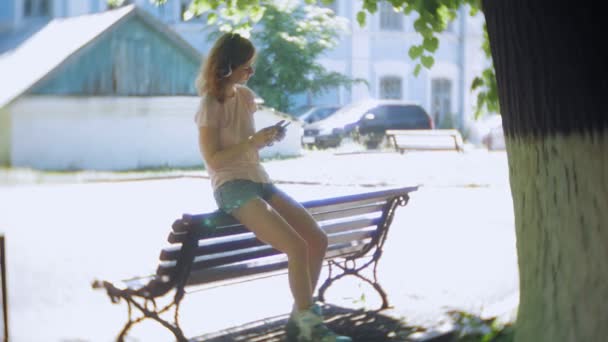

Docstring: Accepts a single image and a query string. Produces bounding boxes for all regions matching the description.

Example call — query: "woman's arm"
[198,125,279,169]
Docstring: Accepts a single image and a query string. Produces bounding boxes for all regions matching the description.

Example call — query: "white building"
[136,0,490,130]
[1,0,489,128]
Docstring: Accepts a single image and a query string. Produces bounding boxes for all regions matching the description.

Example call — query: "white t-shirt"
[194,85,270,190]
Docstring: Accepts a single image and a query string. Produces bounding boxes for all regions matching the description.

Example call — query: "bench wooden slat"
[310,202,385,221]
[168,225,248,244]
[386,129,461,136]
[306,197,389,215]
[303,187,413,211]
[171,212,236,232]
[327,228,375,246]
[184,242,369,286]
[322,217,379,235]
[161,233,263,261]
[157,246,278,276]
[161,217,380,261]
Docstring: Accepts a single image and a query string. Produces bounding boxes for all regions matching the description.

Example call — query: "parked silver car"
[298,105,341,124]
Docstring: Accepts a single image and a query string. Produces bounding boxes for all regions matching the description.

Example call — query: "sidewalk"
[0,148,517,341]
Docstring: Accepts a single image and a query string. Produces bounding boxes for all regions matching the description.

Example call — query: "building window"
[24,0,33,16]
[40,0,49,15]
[379,1,403,31]
[431,78,453,128]
[380,76,402,99]
[24,0,51,17]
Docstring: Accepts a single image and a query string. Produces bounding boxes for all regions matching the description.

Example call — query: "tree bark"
[482,0,608,341]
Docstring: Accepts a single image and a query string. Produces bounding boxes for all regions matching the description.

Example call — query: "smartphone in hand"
[275,120,291,130]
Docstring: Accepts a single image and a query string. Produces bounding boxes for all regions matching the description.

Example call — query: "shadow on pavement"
[192,303,452,342]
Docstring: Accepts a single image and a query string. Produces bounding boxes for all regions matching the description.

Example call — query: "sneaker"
[286,304,352,342]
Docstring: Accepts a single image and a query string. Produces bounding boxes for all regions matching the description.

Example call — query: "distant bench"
[386,129,465,153]
[92,186,417,341]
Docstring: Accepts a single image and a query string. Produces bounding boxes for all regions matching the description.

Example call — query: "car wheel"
[365,141,380,150]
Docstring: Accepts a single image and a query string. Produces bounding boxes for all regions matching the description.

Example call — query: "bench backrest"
[386,129,464,152]
[156,186,416,289]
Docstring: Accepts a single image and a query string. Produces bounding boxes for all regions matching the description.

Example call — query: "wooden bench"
[386,129,465,153]
[92,186,417,341]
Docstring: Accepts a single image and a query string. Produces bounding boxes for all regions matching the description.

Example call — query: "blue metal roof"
[0,4,202,108]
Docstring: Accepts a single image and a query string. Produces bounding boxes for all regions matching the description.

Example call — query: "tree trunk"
[482,1,608,341]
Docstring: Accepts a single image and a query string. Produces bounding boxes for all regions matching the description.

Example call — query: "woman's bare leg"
[268,191,328,295]
[231,198,314,311]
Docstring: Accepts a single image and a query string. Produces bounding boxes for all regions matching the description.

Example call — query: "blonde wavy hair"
[195,33,256,102]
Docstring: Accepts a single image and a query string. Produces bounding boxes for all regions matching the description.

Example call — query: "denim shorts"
[213,179,280,214]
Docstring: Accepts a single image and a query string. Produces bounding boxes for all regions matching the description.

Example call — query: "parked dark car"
[302,100,433,149]
[353,101,434,148]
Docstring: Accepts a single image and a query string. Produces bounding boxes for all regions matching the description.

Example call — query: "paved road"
[0,149,517,341]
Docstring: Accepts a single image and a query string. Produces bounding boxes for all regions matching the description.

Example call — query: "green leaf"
[235,0,249,11]
[413,18,426,32]
[362,0,378,13]
[471,76,483,90]
[207,12,217,24]
[421,55,435,68]
[249,6,265,22]
[408,45,424,59]
[191,1,211,14]
[423,36,439,52]
[107,0,126,8]
[413,18,433,37]
[475,92,487,119]
[413,64,422,76]
[357,11,366,26]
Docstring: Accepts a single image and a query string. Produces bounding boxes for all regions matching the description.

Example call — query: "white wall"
[10,96,301,170]
[0,106,10,166]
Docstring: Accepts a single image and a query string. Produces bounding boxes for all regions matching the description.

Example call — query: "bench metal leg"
[117,297,187,342]
[94,281,187,341]
[317,258,390,310]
